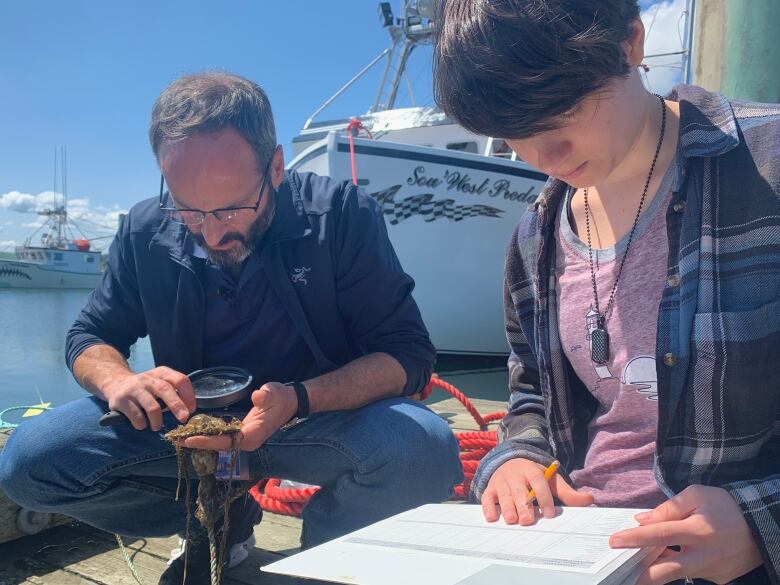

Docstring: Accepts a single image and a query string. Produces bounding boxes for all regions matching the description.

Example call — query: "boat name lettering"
[407,166,442,188]
[443,171,491,195]
[491,180,538,203]
[405,166,537,203]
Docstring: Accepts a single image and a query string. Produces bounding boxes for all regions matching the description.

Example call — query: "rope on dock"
[0,405,52,429]
[250,374,507,515]
[115,534,148,585]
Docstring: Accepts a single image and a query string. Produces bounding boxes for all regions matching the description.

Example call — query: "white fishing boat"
[288,1,547,355]
[0,209,102,289]
[0,149,105,289]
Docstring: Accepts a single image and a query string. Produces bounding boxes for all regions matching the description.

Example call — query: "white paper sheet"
[262,504,658,585]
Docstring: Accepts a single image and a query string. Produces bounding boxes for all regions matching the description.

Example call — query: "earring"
[640,64,650,73]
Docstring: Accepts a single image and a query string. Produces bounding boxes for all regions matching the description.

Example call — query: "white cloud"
[0,191,38,212]
[67,201,126,232]
[0,190,61,213]
[67,197,90,210]
[0,189,127,239]
[0,240,16,250]
[640,0,688,93]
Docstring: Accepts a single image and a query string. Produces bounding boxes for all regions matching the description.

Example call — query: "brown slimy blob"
[164,414,245,583]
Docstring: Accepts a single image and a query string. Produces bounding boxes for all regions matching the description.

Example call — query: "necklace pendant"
[591,317,610,364]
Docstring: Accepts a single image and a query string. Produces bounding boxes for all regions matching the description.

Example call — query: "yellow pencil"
[526,460,560,504]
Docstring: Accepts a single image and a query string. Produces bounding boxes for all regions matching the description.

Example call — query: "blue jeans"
[0,395,462,548]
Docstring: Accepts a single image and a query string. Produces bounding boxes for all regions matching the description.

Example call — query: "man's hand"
[102,366,196,431]
[481,458,594,525]
[184,382,298,452]
[610,484,763,585]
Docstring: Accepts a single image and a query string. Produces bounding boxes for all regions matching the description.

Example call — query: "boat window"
[46,252,52,259]
[86,256,95,263]
[490,139,516,159]
[54,253,63,261]
[446,141,478,154]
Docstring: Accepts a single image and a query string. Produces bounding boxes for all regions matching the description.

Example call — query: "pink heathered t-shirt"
[554,165,676,509]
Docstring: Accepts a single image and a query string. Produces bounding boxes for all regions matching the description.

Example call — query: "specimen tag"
[215,450,250,481]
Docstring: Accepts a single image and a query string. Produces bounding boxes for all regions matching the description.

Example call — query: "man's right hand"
[481,458,594,525]
[102,366,196,431]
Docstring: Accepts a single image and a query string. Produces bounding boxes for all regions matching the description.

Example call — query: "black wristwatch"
[282,381,309,429]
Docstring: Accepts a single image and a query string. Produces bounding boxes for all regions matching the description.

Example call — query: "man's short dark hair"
[433,0,641,139]
[149,71,277,172]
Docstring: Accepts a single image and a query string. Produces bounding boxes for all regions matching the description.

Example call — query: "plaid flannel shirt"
[472,85,780,582]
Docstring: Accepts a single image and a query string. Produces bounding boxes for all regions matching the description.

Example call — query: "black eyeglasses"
[158,155,275,226]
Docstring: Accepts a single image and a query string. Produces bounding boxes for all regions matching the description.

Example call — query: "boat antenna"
[62,146,68,216]
[683,0,695,85]
[60,145,68,245]
[52,147,58,203]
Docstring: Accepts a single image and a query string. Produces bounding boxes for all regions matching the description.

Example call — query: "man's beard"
[191,193,276,267]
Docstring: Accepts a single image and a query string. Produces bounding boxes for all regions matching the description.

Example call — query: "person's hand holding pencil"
[525,460,560,504]
[481,458,594,525]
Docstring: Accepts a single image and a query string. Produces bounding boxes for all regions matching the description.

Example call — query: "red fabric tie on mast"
[345,118,373,186]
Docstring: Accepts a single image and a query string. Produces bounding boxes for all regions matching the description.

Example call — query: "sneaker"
[159,494,262,585]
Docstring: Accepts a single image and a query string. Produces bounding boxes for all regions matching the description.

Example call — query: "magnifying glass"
[98,366,253,427]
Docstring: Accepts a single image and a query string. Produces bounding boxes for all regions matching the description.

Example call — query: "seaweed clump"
[164,414,246,584]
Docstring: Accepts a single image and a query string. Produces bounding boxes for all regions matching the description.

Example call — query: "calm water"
[0,289,508,424]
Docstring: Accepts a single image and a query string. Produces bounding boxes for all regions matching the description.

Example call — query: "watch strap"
[286,381,309,420]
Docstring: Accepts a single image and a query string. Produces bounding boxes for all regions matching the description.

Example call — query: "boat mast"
[37,146,70,250]
[682,0,695,85]
[374,0,434,112]
[384,40,415,111]
[59,145,67,246]
[302,1,436,127]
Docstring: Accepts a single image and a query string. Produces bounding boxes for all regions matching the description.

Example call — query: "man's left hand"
[609,484,763,585]
[183,382,298,452]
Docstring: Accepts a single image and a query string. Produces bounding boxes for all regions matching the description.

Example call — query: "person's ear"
[623,18,646,67]
[271,146,285,188]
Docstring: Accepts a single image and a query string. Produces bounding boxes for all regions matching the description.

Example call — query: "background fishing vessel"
[0,148,108,289]
[0,209,103,289]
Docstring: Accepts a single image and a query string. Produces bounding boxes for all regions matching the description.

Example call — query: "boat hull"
[0,259,102,289]
[289,133,547,355]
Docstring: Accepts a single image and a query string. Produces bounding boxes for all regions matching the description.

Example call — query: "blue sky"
[0,0,685,251]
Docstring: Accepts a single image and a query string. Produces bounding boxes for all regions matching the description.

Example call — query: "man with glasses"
[0,72,463,585]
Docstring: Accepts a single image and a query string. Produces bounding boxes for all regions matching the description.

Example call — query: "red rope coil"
[249,375,507,516]
[263,478,320,503]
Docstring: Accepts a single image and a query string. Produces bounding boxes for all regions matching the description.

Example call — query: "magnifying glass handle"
[99,410,130,426]
[98,399,170,427]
